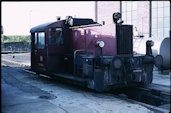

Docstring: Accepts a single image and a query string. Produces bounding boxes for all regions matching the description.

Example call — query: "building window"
[122,1,137,27]
[151,1,170,39]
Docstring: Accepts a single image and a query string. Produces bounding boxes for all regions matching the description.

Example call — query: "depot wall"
[95,1,151,54]
[96,1,150,38]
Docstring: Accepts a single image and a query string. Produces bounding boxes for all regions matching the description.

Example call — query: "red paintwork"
[45,21,117,57]
[69,25,117,56]
[31,20,117,70]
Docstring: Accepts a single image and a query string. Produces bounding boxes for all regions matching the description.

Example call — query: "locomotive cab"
[30,14,160,92]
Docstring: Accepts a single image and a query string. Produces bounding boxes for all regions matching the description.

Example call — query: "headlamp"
[96,41,105,48]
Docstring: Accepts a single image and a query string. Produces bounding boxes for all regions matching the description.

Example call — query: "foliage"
[2,35,30,43]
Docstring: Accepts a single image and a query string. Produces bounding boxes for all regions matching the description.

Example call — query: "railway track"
[111,86,170,113]
[23,68,170,113]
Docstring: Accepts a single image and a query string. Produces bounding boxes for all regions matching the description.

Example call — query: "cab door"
[47,27,65,73]
[31,33,36,70]
[34,32,47,71]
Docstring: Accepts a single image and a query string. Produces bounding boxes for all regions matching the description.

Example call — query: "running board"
[23,68,91,85]
[52,73,90,83]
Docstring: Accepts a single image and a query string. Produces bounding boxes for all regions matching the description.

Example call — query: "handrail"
[69,24,101,29]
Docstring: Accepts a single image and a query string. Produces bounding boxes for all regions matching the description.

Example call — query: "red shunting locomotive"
[30,12,162,91]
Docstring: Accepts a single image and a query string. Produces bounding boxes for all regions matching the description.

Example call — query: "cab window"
[34,32,38,48]
[48,28,64,46]
[38,32,45,49]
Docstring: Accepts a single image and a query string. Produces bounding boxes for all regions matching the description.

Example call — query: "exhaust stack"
[56,16,61,21]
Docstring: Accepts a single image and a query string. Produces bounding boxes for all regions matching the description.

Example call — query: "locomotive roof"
[30,18,98,33]
[30,22,54,33]
[69,18,97,26]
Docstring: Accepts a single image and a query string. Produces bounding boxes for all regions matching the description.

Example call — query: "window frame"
[150,1,170,38]
[37,32,45,49]
[34,32,38,48]
[121,1,137,28]
[48,27,64,46]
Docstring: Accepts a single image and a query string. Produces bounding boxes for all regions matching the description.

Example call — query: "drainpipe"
[95,1,98,22]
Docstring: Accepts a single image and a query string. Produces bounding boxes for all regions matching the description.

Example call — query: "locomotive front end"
[87,13,162,91]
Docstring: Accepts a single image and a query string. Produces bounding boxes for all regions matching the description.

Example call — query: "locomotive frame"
[30,13,160,92]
